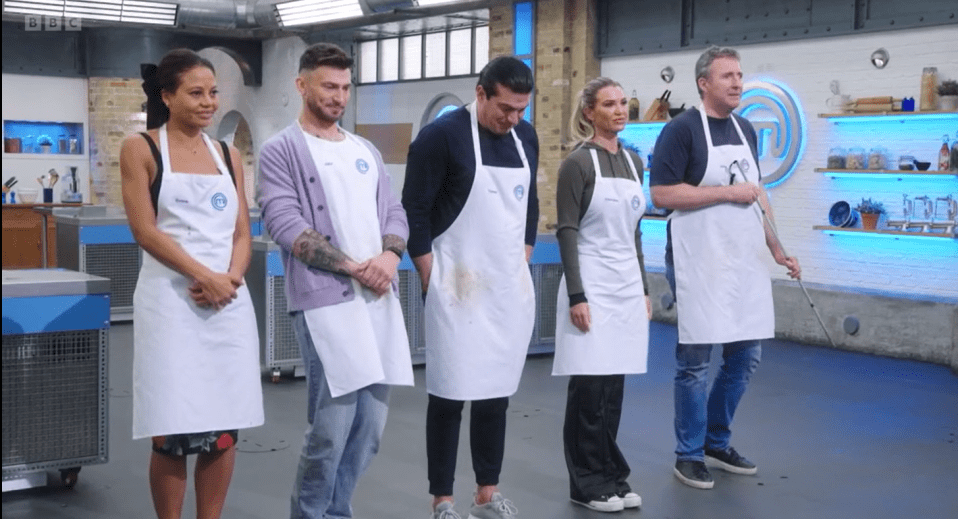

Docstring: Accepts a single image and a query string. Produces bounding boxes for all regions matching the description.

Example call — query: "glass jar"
[920,67,938,112]
[898,155,916,171]
[846,147,866,170]
[868,147,888,170]
[827,147,847,169]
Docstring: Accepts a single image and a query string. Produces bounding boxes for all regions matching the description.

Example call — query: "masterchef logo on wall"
[736,80,806,188]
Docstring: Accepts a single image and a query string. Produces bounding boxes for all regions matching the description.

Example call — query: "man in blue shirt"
[650,45,801,490]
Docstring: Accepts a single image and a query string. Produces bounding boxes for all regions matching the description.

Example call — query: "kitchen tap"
[934,195,957,221]
[887,194,913,231]
[911,195,933,232]
[930,195,958,235]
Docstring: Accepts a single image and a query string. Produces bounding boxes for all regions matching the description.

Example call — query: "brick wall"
[87,77,147,207]
[491,0,600,232]
[488,2,514,58]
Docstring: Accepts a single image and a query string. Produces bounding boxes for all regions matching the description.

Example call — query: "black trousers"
[426,393,509,496]
[563,374,632,501]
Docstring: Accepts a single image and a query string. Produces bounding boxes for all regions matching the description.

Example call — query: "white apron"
[669,107,774,344]
[424,101,536,401]
[132,126,264,439]
[553,148,649,375]
[301,128,413,398]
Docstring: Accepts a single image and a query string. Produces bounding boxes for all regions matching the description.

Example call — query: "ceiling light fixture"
[275,0,363,27]
[3,0,178,26]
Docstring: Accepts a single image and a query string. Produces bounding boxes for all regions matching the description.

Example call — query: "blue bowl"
[828,201,860,227]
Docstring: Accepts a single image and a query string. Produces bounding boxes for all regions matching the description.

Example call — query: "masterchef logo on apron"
[514,184,525,200]
[211,192,228,211]
[355,158,369,174]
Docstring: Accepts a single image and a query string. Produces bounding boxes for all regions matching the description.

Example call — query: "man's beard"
[308,99,342,124]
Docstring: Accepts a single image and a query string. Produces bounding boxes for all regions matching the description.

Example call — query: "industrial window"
[401,35,423,80]
[378,38,399,82]
[357,25,489,85]
[424,32,446,78]
[359,40,377,84]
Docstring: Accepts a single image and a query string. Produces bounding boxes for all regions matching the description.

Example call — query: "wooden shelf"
[815,168,957,176]
[813,225,955,239]
[643,215,667,221]
[818,110,958,118]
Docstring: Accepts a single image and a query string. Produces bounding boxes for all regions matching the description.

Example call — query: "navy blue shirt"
[649,107,760,264]
[402,106,540,257]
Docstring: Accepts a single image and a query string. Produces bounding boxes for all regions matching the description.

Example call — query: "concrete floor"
[3,321,957,519]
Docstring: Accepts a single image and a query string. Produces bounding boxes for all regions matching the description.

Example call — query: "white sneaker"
[617,491,641,508]
[571,494,624,513]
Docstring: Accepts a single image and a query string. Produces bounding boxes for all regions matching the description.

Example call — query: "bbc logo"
[25,15,82,31]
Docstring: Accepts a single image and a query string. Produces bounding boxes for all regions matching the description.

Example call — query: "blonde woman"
[553,77,651,513]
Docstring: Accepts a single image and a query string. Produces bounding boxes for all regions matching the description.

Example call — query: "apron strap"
[140,132,163,217]
[589,147,641,182]
[218,140,237,186]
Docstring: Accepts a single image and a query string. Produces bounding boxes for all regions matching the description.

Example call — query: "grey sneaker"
[705,447,758,475]
[431,501,462,519]
[674,460,714,489]
[467,492,518,519]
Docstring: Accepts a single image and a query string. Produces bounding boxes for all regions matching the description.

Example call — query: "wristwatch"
[385,246,403,259]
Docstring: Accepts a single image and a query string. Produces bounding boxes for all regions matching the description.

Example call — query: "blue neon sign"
[737,79,806,188]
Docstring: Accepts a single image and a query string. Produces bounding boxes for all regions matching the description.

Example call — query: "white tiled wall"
[602,25,958,300]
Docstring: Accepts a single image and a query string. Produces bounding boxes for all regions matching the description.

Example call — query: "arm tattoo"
[382,234,406,258]
[292,228,353,275]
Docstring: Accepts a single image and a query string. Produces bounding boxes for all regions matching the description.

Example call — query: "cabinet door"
[2,207,56,268]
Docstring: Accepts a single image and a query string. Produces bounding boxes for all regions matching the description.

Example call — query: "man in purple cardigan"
[257,42,414,519]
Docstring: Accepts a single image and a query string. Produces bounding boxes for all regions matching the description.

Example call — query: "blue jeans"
[666,262,762,462]
[291,311,390,519]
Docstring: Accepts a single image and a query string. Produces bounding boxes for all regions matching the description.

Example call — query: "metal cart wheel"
[60,467,81,488]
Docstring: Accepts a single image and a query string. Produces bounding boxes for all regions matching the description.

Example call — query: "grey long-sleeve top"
[555,141,649,306]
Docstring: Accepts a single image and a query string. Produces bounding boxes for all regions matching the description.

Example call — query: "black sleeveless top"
[139,132,236,216]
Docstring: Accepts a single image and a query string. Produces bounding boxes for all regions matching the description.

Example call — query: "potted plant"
[36,134,53,154]
[938,79,958,111]
[855,197,885,230]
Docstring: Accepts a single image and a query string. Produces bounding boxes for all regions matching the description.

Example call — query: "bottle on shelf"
[920,67,938,112]
[939,134,951,171]
[951,131,958,171]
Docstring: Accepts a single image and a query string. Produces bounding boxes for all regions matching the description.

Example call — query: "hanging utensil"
[38,175,47,188]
